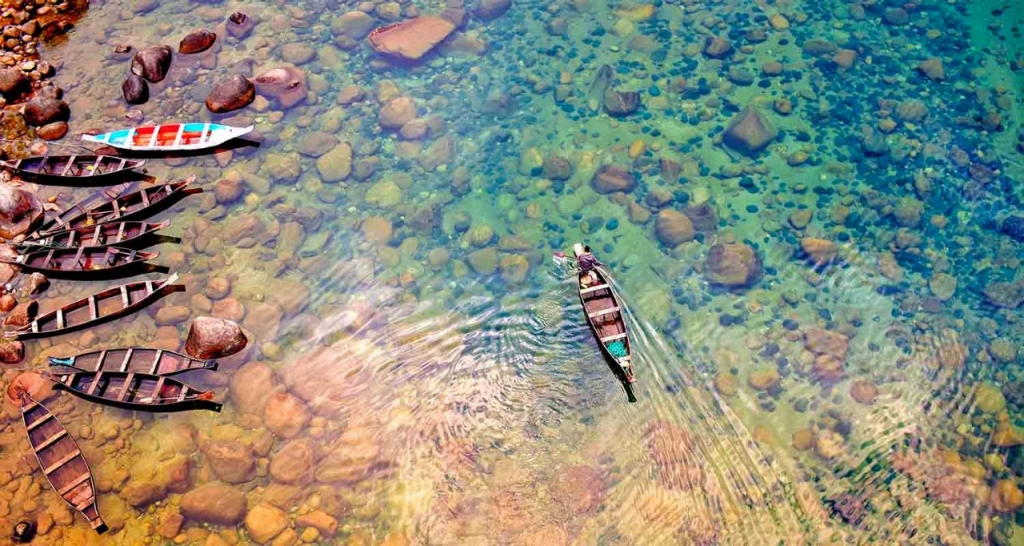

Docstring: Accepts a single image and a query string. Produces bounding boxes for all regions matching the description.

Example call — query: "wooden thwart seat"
[580,284,610,295]
[58,472,92,496]
[44,448,81,475]
[600,332,628,343]
[588,306,620,319]
[34,429,67,452]
[26,413,53,431]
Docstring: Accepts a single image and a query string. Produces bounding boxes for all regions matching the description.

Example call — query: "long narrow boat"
[49,348,218,376]
[18,220,170,250]
[0,155,145,185]
[575,246,636,383]
[32,177,199,237]
[34,183,133,236]
[4,274,184,341]
[18,392,107,534]
[81,123,254,152]
[48,370,222,413]
[3,246,159,279]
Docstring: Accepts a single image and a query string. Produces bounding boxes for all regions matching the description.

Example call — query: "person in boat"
[576,245,604,287]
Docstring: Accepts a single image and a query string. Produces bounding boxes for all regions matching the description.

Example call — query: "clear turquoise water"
[4,0,1024,544]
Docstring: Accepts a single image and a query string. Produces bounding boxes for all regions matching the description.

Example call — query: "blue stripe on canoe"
[183,123,206,133]
[107,130,131,145]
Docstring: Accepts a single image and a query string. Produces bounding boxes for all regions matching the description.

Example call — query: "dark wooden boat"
[578,267,636,383]
[4,274,184,341]
[49,348,217,376]
[0,155,145,185]
[18,220,170,250]
[18,392,107,534]
[34,182,133,236]
[34,176,199,237]
[3,246,158,279]
[49,370,222,413]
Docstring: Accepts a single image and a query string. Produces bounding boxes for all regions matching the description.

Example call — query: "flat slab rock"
[368,16,456,60]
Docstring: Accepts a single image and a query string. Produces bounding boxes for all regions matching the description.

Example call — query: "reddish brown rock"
[295,510,338,537]
[131,45,173,83]
[227,12,256,40]
[3,301,37,328]
[0,341,24,364]
[185,317,249,359]
[800,237,838,267]
[180,482,247,525]
[205,277,231,300]
[228,362,276,415]
[201,440,256,484]
[121,482,168,508]
[803,327,849,360]
[591,165,636,194]
[263,392,311,439]
[368,16,457,61]
[155,305,191,326]
[212,297,245,322]
[0,184,43,240]
[214,177,245,205]
[0,294,15,312]
[270,439,314,485]
[850,381,877,405]
[180,29,217,54]
[379,97,417,129]
[722,106,777,156]
[703,36,732,58]
[206,75,255,113]
[654,209,695,248]
[705,243,762,288]
[37,121,69,141]
[242,302,283,339]
[23,97,70,127]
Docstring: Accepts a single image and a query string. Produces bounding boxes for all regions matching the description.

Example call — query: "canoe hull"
[18,220,170,250]
[51,371,222,413]
[577,267,636,383]
[49,347,218,376]
[5,247,159,280]
[54,384,223,413]
[0,155,144,186]
[82,123,254,152]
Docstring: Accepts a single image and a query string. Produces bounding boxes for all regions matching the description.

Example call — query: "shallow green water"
[2,0,1023,544]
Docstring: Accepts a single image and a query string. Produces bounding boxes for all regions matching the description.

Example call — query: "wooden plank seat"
[44,448,81,475]
[58,472,92,496]
[34,429,67,452]
[600,332,628,343]
[26,413,52,431]
[580,284,610,295]
[588,306,620,319]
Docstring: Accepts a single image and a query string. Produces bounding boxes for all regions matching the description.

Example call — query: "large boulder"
[122,75,149,105]
[0,184,43,240]
[254,65,307,109]
[654,209,694,247]
[180,482,247,525]
[22,97,70,127]
[200,440,256,484]
[179,29,216,54]
[722,106,777,156]
[368,16,456,61]
[0,67,28,99]
[591,165,636,194]
[131,45,173,83]
[0,341,25,364]
[185,317,248,359]
[705,243,762,288]
[205,75,255,113]
[332,11,376,48]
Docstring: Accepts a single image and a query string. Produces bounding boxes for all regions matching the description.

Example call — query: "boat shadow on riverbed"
[94,138,262,161]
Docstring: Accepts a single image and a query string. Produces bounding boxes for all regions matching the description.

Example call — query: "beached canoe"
[4,274,184,341]
[576,253,635,383]
[49,370,222,413]
[33,182,133,236]
[50,347,217,376]
[18,392,107,534]
[81,123,254,152]
[32,177,199,237]
[2,246,159,279]
[0,155,145,185]
[18,220,170,250]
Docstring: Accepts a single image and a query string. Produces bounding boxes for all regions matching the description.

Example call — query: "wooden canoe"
[81,123,254,152]
[3,246,158,279]
[49,370,222,413]
[33,177,199,237]
[18,392,107,534]
[4,274,184,341]
[33,182,133,236]
[0,155,145,185]
[49,348,217,376]
[578,267,636,383]
[18,220,170,250]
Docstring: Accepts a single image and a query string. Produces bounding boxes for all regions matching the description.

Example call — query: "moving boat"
[50,348,217,376]
[4,274,184,341]
[32,177,199,237]
[0,155,144,185]
[81,123,254,152]
[2,246,158,279]
[18,220,170,250]
[33,183,133,236]
[18,392,107,534]
[49,370,222,413]
[574,244,636,383]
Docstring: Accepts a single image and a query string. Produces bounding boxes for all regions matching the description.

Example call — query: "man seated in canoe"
[575,244,605,288]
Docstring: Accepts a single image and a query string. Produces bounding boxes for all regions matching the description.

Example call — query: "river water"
[1,0,1022,544]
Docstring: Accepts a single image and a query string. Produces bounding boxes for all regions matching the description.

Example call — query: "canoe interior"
[34,183,133,236]
[26,221,167,249]
[21,396,104,532]
[7,155,142,178]
[68,373,185,405]
[579,269,633,376]
[92,124,247,149]
[52,348,215,375]
[20,247,154,271]
[31,279,169,334]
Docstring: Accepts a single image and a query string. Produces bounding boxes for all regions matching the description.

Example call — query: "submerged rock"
[201,440,256,484]
[591,165,636,194]
[131,45,173,83]
[122,75,148,105]
[263,392,311,439]
[185,317,248,359]
[254,65,307,109]
[205,74,255,113]
[246,504,289,544]
[332,11,376,48]
[603,89,640,116]
[654,209,694,247]
[368,16,456,61]
[705,243,762,288]
[722,106,777,156]
[179,29,216,54]
[227,12,256,40]
[180,482,247,525]
[0,340,24,364]
[475,0,511,21]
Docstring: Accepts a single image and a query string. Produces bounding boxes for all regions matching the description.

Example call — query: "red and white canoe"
[81,123,253,152]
